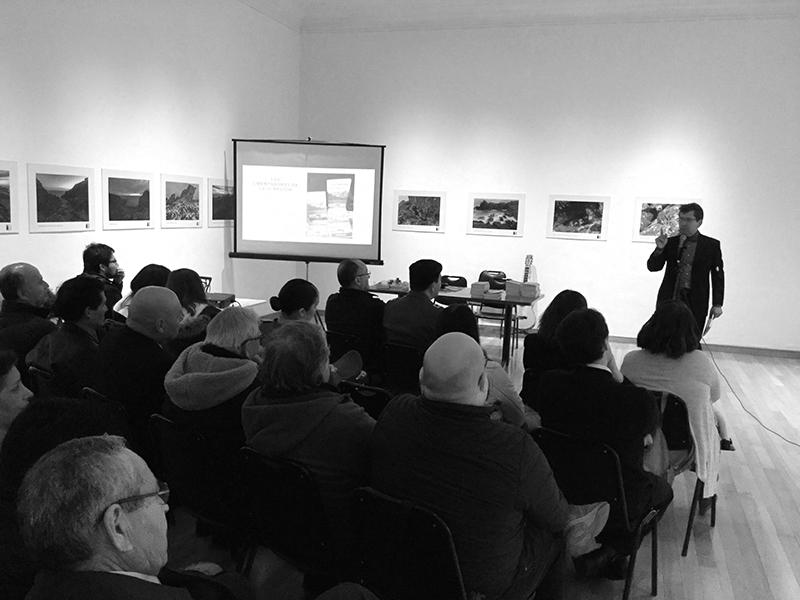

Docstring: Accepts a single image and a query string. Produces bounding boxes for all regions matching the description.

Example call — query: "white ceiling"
[240,0,800,32]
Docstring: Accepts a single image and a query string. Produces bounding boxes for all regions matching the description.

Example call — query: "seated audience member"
[115,263,171,318]
[325,259,384,372]
[166,268,221,355]
[268,278,322,325]
[26,275,107,397]
[81,242,125,321]
[438,304,539,429]
[536,308,673,575]
[96,286,183,460]
[242,320,375,559]
[0,263,56,381]
[163,306,261,453]
[17,435,253,600]
[0,397,129,600]
[383,259,443,352]
[0,350,33,449]
[520,290,586,408]
[369,332,570,600]
[621,300,731,491]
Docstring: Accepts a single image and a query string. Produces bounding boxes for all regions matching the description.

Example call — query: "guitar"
[517,254,539,331]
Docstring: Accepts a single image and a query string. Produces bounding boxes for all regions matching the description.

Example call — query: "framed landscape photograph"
[392,190,445,233]
[633,198,691,243]
[468,193,525,237]
[208,178,234,227]
[162,174,202,229]
[102,170,154,230]
[0,161,19,234]
[27,164,95,233]
[547,195,610,241]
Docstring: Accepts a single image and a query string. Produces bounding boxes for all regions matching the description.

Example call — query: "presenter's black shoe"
[720,438,736,451]
[573,546,615,578]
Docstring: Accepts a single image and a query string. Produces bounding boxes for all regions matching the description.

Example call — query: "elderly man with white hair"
[370,332,592,600]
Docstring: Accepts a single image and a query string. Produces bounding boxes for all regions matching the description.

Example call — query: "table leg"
[501,305,512,367]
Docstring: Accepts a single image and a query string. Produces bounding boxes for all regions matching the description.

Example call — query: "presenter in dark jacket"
[647,202,724,336]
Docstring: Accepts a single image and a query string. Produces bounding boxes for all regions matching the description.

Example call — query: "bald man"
[369,333,569,600]
[0,263,56,381]
[96,287,183,460]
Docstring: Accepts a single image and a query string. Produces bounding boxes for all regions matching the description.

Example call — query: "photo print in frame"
[162,174,202,228]
[547,195,610,241]
[102,170,154,230]
[27,164,95,233]
[633,198,694,243]
[0,160,19,233]
[208,178,234,227]
[393,190,446,233]
[468,193,525,237]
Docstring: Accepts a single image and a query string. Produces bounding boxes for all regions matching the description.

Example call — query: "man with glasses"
[325,259,385,373]
[647,202,724,337]
[82,242,126,321]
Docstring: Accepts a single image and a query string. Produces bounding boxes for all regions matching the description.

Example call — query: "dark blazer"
[0,301,56,384]
[25,570,192,600]
[325,288,385,371]
[26,322,100,397]
[383,291,442,352]
[647,232,724,330]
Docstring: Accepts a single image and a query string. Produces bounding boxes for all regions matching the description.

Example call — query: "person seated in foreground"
[17,435,253,600]
[520,289,587,408]
[536,308,674,576]
[325,259,384,373]
[621,300,732,493]
[81,242,126,321]
[382,258,443,352]
[114,263,171,319]
[241,320,375,560]
[0,350,33,449]
[166,268,221,355]
[370,332,583,600]
[0,262,56,382]
[438,304,539,429]
[26,275,107,397]
[96,286,183,460]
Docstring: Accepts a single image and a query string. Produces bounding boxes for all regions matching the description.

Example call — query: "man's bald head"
[420,332,488,405]
[0,262,53,307]
[126,286,183,343]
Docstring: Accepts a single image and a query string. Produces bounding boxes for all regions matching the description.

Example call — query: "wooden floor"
[169,330,800,600]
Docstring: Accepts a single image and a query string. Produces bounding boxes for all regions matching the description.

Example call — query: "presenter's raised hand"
[655,228,668,250]
[710,305,723,319]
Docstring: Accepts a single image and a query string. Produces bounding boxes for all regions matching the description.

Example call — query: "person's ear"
[477,371,489,403]
[696,218,703,228]
[101,504,134,553]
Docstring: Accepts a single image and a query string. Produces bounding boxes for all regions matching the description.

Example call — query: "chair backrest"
[338,381,392,420]
[532,427,631,531]
[27,364,55,396]
[478,270,507,290]
[199,276,212,292]
[441,275,467,288]
[353,486,467,600]
[240,446,335,572]
[381,343,424,395]
[327,330,361,363]
[654,391,694,451]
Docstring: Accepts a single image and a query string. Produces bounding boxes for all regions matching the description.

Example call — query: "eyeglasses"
[100,480,170,520]
[356,272,371,278]
[678,216,697,222]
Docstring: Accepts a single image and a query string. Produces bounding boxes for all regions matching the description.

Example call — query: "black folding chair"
[352,486,467,600]
[437,275,469,306]
[532,428,663,600]
[380,343,424,396]
[327,330,361,363]
[338,380,392,420]
[26,364,55,397]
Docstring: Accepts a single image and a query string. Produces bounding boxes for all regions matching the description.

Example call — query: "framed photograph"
[0,161,20,234]
[27,164,95,233]
[392,190,446,233]
[468,193,525,237]
[208,178,234,227]
[633,199,693,243]
[547,195,610,241]
[162,174,202,228]
[101,170,154,230]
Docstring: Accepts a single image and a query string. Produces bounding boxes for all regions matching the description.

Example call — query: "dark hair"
[0,268,25,302]
[637,300,700,359]
[166,268,207,314]
[269,279,319,314]
[537,290,588,340]
[82,243,115,274]
[409,259,442,292]
[0,349,17,381]
[130,264,170,295]
[337,259,361,287]
[53,276,105,322]
[555,308,609,365]
[439,304,480,343]
[679,203,704,222]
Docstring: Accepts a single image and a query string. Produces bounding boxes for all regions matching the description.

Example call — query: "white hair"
[204,306,260,350]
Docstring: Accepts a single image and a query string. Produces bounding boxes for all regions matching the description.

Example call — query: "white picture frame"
[101,169,154,230]
[162,174,202,229]
[207,178,234,228]
[0,160,20,234]
[547,194,610,241]
[27,163,95,233]
[392,190,446,233]
[633,198,694,243]
[467,192,525,237]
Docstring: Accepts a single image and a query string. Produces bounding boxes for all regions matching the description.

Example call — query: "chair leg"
[651,521,658,596]
[711,494,717,527]
[682,479,704,556]
[622,545,639,600]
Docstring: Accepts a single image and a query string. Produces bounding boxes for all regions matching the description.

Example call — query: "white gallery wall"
[300,17,800,350]
[0,0,301,303]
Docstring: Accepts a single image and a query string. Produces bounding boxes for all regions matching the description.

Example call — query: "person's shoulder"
[698,232,721,245]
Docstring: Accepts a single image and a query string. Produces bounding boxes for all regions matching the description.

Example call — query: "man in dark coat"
[647,202,724,336]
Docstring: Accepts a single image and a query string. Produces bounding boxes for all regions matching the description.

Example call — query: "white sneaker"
[565,501,610,558]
